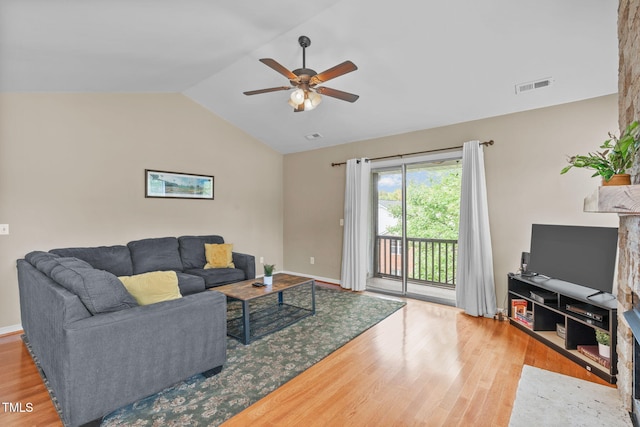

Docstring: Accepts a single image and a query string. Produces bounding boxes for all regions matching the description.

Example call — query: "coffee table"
[213,273,316,344]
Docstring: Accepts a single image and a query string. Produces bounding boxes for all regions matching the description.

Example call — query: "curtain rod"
[330,140,494,167]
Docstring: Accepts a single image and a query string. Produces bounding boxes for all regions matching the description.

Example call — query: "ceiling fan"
[243,35,359,112]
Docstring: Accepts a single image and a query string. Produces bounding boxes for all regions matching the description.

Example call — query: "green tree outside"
[380,165,462,284]
[385,167,461,239]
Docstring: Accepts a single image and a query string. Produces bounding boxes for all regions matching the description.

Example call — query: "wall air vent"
[305,133,323,140]
[515,77,553,94]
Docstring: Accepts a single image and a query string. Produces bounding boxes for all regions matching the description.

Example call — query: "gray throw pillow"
[25,251,61,276]
[47,257,138,315]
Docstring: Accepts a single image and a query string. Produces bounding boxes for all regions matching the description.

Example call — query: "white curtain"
[341,158,371,291]
[456,141,497,317]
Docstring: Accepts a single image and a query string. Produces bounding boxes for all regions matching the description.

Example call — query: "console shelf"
[508,273,617,383]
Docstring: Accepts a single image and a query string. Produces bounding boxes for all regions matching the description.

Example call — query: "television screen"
[527,224,618,294]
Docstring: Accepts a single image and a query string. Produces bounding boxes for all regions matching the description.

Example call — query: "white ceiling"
[0,0,618,154]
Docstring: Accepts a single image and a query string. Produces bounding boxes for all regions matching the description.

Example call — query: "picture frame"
[145,169,214,200]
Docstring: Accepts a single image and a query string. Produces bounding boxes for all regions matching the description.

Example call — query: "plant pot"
[602,174,631,186]
[598,342,611,358]
[263,275,273,285]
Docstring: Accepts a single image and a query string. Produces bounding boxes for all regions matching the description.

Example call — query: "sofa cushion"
[27,253,139,315]
[25,251,61,276]
[178,235,225,269]
[176,272,206,295]
[118,271,182,306]
[185,267,246,288]
[204,243,235,269]
[128,237,183,274]
[50,245,133,276]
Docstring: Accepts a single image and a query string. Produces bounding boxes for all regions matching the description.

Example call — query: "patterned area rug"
[509,365,632,427]
[27,286,404,426]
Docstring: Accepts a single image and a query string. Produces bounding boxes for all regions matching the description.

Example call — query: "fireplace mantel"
[584,185,640,214]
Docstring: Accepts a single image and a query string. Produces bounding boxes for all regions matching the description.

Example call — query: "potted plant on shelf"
[595,330,611,358]
[560,120,640,186]
[263,263,275,286]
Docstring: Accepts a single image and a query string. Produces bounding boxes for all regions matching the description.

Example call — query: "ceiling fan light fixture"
[308,91,322,107]
[290,88,305,104]
[303,98,315,111]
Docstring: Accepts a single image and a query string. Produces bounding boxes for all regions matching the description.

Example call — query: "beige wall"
[283,94,620,309]
[0,93,284,329]
[0,93,621,329]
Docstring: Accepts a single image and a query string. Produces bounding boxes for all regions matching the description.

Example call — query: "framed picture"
[145,169,214,200]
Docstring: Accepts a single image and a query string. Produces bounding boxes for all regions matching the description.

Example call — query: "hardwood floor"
[0,333,61,426]
[0,290,612,426]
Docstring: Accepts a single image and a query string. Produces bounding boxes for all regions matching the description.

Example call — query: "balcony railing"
[375,235,458,288]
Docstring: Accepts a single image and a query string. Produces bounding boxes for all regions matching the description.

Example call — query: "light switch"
[0,224,8,235]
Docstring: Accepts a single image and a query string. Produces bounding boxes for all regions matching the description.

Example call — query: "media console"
[508,273,617,383]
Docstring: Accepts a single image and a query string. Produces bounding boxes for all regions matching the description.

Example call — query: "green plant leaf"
[595,330,610,345]
[560,165,572,174]
[263,264,275,276]
[560,121,640,179]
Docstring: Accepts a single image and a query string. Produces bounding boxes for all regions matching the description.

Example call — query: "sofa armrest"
[17,260,92,387]
[59,291,227,426]
[233,252,255,280]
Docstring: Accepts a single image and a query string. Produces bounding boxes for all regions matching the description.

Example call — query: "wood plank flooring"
[0,289,612,426]
[0,333,61,426]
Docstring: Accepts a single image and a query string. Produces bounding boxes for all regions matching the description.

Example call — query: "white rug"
[509,365,632,427]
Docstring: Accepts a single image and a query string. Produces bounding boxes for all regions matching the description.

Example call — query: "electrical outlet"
[340,218,344,226]
[0,224,8,235]
[310,257,315,265]
[259,257,264,264]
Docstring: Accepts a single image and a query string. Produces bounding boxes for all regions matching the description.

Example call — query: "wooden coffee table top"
[212,273,314,301]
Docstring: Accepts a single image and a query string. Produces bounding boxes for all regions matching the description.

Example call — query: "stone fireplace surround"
[623,293,640,424]
[616,0,640,419]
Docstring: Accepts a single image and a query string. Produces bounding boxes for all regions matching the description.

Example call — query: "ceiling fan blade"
[259,58,298,81]
[310,61,358,85]
[315,86,359,103]
[243,86,291,96]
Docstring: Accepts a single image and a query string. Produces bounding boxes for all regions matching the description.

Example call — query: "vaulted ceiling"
[0,0,618,154]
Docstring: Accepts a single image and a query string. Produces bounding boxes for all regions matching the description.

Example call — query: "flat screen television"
[527,224,618,295]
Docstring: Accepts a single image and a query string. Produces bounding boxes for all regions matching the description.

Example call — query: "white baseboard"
[0,323,22,336]
[280,270,341,286]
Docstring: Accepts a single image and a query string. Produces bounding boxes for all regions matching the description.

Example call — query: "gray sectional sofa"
[17,235,255,427]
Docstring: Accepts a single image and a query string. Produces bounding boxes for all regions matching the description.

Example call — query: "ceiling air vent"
[305,133,323,140]
[515,77,553,94]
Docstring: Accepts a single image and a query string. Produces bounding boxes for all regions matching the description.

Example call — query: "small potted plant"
[595,330,611,358]
[263,264,275,286]
[560,121,640,185]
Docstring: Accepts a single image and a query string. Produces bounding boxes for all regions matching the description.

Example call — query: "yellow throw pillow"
[204,243,235,269]
[118,271,182,306]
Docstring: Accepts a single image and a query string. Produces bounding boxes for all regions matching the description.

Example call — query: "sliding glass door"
[369,167,404,294]
[367,154,462,305]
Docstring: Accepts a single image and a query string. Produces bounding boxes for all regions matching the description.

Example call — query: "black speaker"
[521,252,530,272]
